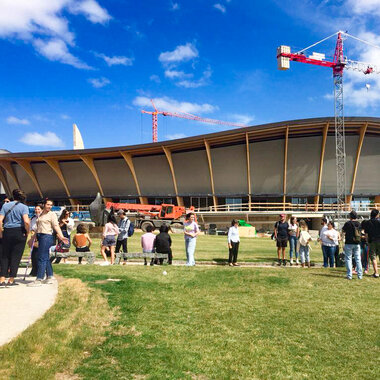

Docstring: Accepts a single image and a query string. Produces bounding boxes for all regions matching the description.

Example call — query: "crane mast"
[277,31,378,223]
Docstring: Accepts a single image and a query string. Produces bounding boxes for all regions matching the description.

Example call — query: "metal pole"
[334,72,347,225]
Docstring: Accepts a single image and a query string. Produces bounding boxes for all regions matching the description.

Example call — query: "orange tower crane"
[141,99,248,142]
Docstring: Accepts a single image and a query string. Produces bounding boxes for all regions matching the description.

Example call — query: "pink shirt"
[141,232,156,252]
[103,222,119,237]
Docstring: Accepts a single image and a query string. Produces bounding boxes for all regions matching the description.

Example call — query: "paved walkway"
[0,272,58,347]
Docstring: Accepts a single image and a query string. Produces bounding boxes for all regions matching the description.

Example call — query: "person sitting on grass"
[73,223,92,264]
[153,224,172,265]
[100,213,119,266]
[298,220,312,268]
[141,224,156,266]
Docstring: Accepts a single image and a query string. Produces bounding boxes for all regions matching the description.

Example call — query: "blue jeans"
[36,233,54,280]
[185,238,196,266]
[289,235,298,260]
[322,245,329,267]
[344,244,362,279]
[299,245,310,264]
[324,246,335,267]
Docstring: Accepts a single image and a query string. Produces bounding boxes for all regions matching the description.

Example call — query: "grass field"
[27,232,325,263]
[6,238,378,379]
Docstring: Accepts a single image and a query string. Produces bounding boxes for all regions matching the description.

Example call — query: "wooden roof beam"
[13,159,43,198]
[162,146,183,207]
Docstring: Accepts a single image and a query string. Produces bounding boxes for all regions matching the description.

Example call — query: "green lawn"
[55,266,380,379]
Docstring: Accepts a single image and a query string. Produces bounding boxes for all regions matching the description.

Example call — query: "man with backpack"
[116,210,131,265]
[342,210,362,280]
[363,209,380,278]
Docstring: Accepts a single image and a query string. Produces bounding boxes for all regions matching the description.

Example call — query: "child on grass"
[298,220,312,268]
[73,223,92,264]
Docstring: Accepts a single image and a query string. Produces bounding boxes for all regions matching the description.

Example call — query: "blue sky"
[1,0,380,152]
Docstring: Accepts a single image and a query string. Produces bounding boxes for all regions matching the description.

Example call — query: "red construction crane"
[141,99,248,142]
[277,31,380,221]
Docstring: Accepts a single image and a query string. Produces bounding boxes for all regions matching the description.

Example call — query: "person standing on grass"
[288,216,299,266]
[100,213,119,266]
[363,209,380,278]
[184,212,199,266]
[274,214,288,266]
[298,220,312,268]
[154,224,172,265]
[342,210,362,280]
[28,199,68,287]
[73,223,92,264]
[115,210,130,265]
[318,217,330,268]
[141,224,156,266]
[0,189,30,287]
[228,219,240,266]
[321,221,339,268]
[28,204,43,276]
[54,209,74,264]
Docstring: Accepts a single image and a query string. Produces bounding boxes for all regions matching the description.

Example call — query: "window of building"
[226,197,242,211]
[352,197,370,211]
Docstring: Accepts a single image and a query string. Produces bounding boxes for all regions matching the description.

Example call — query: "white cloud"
[170,2,180,11]
[133,96,218,114]
[88,77,110,88]
[165,133,187,140]
[0,0,110,68]
[159,43,198,64]
[150,74,161,83]
[68,0,111,24]
[347,0,380,16]
[213,4,226,13]
[95,53,133,66]
[34,38,91,69]
[164,69,192,79]
[228,114,255,125]
[61,114,70,120]
[177,68,212,88]
[20,131,64,147]
[6,116,30,125]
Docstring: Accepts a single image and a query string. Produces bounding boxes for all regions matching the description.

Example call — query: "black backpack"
[350,221,361,244]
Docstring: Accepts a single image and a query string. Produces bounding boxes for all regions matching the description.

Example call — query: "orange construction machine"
[106,202,196,232]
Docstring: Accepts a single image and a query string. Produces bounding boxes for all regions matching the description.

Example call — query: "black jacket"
[154,232,172,253]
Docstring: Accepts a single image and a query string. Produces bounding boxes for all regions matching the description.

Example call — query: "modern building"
[0,117,379,212]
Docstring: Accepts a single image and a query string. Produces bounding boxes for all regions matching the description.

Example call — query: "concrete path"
[0,272,58,347]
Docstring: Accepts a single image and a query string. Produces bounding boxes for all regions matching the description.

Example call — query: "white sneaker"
[100,261,110,266]
[42,277,55,284]
[28,280,42,287]
[290,259,294,265]
[296,259,300,265]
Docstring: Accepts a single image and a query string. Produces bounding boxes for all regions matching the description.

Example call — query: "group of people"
[0,190,68,287]
[100,210,200,266]
[273,209,380,279]
[1,188,379,285]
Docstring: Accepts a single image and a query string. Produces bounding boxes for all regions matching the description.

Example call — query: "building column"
[119,152,148,204]
[80,155,111,203]
[314,122,329,211]
[162,146,184,206]
[44,159,78,205]
[347,123,368,205]
[204,139,218,209]
[0,160,20,188]
[13,159,43,198]
[282,127,289,210]
[246,133,252,211]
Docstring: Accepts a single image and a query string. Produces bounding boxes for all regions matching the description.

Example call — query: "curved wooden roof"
[0,116,379,160]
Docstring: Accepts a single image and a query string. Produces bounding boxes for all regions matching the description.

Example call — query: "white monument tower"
[73,123,84,150]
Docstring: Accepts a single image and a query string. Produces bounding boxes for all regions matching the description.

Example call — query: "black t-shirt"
[342,220,360,244]
[275,221,289,239]
[363,218,380,243]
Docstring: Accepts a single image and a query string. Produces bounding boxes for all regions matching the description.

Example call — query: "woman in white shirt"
[288,216,299,266]
[322,221,339,268]
[228,219,240,266]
